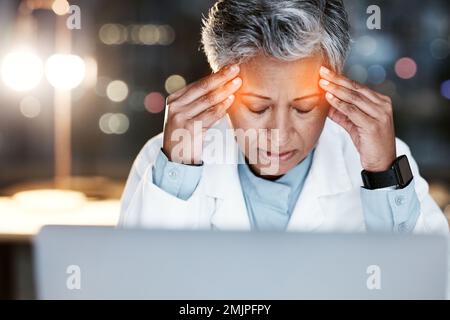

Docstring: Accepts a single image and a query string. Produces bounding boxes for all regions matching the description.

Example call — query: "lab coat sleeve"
[118,134,210,229]
[361,138,449,235]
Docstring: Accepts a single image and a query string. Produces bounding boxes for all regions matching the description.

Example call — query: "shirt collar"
[237,148,314,212]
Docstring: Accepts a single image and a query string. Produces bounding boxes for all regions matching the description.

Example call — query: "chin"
[256,157,300,178]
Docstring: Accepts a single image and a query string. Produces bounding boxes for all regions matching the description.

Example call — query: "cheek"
[228,106,270,154]
[292,108,328,146]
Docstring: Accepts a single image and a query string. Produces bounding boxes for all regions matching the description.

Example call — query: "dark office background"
[0,0,449,198]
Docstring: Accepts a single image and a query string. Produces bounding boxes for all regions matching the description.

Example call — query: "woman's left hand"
[319,66,396,172]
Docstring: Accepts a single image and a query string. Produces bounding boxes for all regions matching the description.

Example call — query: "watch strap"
[361,169,398,189]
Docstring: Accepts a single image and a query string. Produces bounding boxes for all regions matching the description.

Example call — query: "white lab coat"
[119,116,449,235]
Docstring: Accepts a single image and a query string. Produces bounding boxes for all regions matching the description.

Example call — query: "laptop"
[34,226,448,299]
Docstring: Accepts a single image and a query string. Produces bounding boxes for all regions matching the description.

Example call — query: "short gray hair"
[201,0,351,72]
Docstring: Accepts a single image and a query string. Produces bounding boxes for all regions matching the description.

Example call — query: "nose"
[267,108,294,147]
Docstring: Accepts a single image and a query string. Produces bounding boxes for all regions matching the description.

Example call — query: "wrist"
[362,156,396,173]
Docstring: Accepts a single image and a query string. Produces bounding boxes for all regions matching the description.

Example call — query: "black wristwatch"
[361,155,413,190]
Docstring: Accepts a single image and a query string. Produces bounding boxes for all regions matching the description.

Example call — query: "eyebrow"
[239,92,322,101]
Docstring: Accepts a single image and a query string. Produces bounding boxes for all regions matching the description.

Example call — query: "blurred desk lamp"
[1,0,95,209]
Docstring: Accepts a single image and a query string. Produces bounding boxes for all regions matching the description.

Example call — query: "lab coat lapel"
[287,120,354,231]
[205,163,251,230]
[202,116,251,230]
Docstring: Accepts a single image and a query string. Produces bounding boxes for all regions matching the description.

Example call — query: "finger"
[183,77,242,119]
[170,64,240,108]
[192,94,235,129]
[325,92,374,128]
[319,79,381,118]
[319,66,384,104]
[166,84,191,104]
[328,107,359,141]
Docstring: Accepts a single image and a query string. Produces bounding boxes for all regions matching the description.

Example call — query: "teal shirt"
[152,148,420,233]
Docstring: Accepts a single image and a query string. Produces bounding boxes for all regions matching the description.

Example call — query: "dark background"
[0,0,449,199]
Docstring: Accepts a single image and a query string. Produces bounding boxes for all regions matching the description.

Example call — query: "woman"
[119,0,448,234]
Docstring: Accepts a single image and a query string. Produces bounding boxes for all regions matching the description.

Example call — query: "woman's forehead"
[238,54,323,98]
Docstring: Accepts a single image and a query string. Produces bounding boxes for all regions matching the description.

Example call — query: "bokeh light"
[367,65,386,85]
[347,64,368,83]
[109,113,129,134]
[45,54,86,90]
[52,0,70,15]
[99,24,127,45]
[1,50,43,92]
[98,24,174,46]
[19,96,41,118]
[441,80,450,100]
[157,25,176,45]
[355,36,377,56]
[99,113,113,134]
[99,113,129,134]
[128,25,141,44]
[139,24,159,45]
[144,92,166,113]
[106,80,129,102]
[165,74,186,94]
[395,57,417,79]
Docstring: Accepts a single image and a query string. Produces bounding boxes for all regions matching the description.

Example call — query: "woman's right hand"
[162,64,242,165]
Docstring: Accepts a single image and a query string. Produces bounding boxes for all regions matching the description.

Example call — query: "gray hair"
[201,0,351,73]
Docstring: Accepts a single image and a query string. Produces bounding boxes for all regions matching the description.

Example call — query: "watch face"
[396,155,413,186]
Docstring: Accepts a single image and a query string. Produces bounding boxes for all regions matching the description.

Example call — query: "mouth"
[258,149,297,161]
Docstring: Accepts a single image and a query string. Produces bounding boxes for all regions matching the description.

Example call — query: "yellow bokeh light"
[106,80,129,102]
[99,113,129,135]
[139,24,159,45]
[158,25,176,45]
[99,24,127,45]
[109,113,129,134]
[1,50,43,92]
[165,74,186,94]
[52,0,70,15]
[20,96,41,118]
[128,25,141,44]
[45,54,86,90]
[99,113,113,134]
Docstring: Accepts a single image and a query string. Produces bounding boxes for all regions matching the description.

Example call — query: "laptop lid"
[34,226,448,299]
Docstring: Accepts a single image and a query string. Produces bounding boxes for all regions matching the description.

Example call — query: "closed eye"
[291,100,319,114]
[292,107,314,114]
[246,105,271,115]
